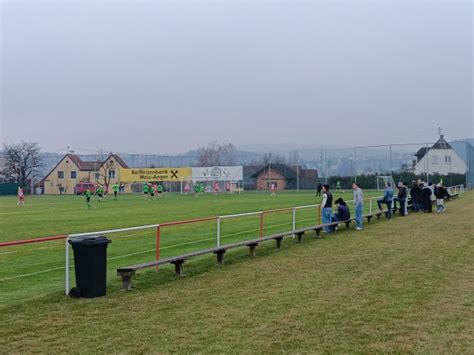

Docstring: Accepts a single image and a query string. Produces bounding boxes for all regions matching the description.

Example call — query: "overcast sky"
[1,0,472,154]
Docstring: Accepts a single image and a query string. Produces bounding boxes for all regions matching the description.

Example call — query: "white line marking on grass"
[0,266,68,282]
[0,250,16,255]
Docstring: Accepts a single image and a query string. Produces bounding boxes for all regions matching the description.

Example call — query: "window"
[58,171,64,179]
[445,156,451,163]
[109,170,116,179]
[95,173,100,181]
[71,171,77,179]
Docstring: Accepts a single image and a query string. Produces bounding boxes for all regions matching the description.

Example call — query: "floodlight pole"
[296,162,300,191]
[389,145,393,180]
[425,143,430,184]
[268,162,271,190]
[354,148,357,183]
[465,140,469,189]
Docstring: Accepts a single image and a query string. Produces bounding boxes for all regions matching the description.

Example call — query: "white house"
[414,134,466,175]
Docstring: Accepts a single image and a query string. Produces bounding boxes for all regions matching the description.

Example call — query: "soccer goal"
[376,176,396,191]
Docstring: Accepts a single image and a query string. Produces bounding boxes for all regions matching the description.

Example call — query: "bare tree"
[197,142,236,166]
[96,157,119,193]
[259,152,287,165]
[2,141,41,190]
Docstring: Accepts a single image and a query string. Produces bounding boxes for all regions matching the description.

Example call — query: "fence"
[0,185,465,297]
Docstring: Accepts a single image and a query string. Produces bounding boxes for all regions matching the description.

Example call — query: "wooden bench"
[364,209,390,223]
[117,226,316,290]
[117,211,394,290]
[117,217,363,290]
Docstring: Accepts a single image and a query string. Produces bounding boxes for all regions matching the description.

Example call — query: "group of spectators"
[373,179,451,217]
[319,182,364,233]
[319,179,450,233]
[409,180,449,213]
[376,182,408,219]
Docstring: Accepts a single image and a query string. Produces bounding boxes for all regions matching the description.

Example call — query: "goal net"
[376,176,395,191]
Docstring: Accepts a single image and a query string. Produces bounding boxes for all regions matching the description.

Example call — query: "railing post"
[292,208,296,237]
[155,225,160,272]
[217,217,221,247]
[65,236,70,295]
[260,212,264,239]
[369,198,373,214]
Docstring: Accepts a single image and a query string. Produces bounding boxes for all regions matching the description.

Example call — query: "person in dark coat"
[421,183,433,213]
[415,180,425,211]
[393,182,408,216]
[410,181,419,212]
[435,183,448,212]
[331,198,350,231]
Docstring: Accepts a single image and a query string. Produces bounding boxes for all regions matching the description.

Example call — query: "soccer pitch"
[0,190,381,306]
[1,191,472,353]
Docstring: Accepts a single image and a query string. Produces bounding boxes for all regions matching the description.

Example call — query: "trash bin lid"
[68,236,111,246]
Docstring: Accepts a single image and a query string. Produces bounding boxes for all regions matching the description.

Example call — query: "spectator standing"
[320,184,333,233]
[421,183,433,213]
[353,182,364,230]
[435,183,447,212]
[410,181,420,212]
[393,182,408,216]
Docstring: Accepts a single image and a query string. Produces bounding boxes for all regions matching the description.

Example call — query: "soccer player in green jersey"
[199,183,205,196]
[157,183,163,198]
[194,183,200,198]
[96,186,104,202]
[112,183,119,200]
[85,188,92,209]
[143,183,150,200]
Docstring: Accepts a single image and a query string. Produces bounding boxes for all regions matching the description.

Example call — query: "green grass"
[1,191,473,353]
[0,190,380,307]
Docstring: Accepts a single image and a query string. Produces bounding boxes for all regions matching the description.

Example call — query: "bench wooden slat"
[117,210,396,289]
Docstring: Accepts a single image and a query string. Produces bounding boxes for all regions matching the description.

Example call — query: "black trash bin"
[68,236,111,298]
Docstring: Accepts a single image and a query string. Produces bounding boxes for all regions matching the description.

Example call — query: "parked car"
[74,183,96,195]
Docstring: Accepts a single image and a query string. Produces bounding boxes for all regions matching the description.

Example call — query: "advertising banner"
[192,166,243,181]
[120,168,191,182]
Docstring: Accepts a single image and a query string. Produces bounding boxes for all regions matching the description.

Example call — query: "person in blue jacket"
[377,182,394,219]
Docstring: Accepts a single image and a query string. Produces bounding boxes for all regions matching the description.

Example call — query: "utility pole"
[325,149,328,184]
[320,151,323,183]
[389,145,393,180]
[466,140,470,188]
[354,148,357,183]
[268,162,271,190]
[296,150,299,191]
[425,143,430,184]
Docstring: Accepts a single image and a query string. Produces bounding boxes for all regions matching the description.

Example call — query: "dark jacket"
[435,187,448,199]
[335,204,350,221]
[397,186,407,199]
[415,185,424,201]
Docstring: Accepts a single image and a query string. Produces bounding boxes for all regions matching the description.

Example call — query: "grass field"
[1,191,473,353]
[0,190,381,307]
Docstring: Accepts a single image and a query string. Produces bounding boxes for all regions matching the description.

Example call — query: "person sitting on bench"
[331,198,350,231]
[377,182,394,219]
